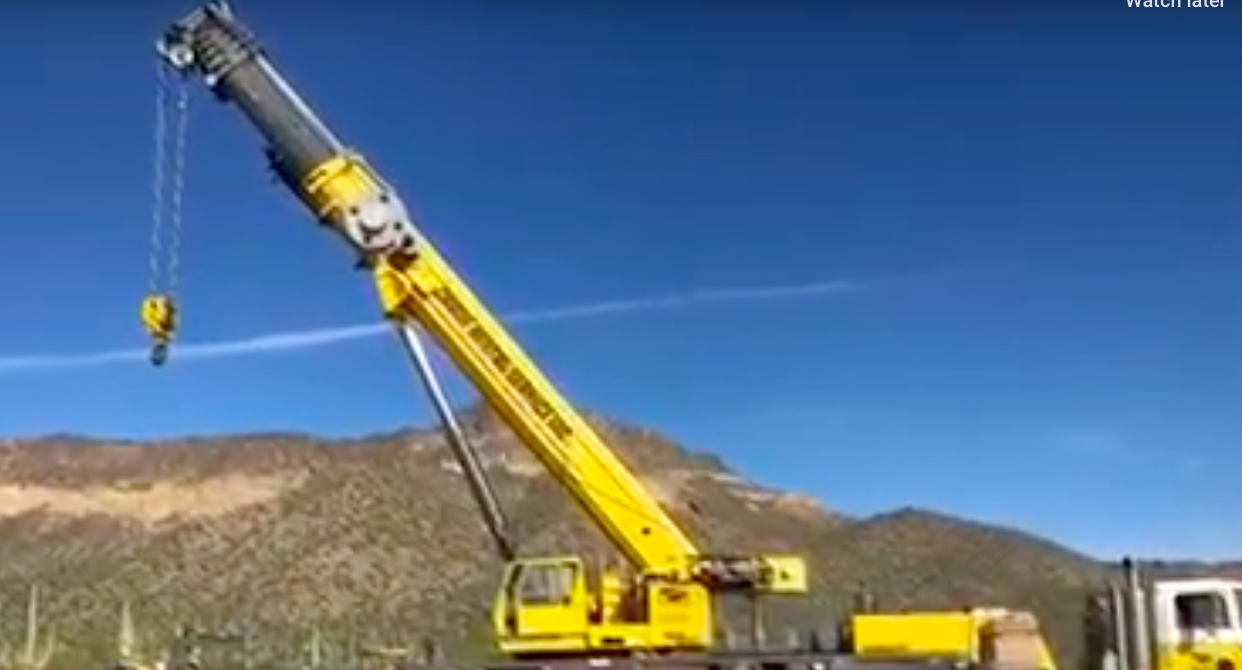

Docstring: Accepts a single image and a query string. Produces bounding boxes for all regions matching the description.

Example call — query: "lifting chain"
[141,60,191,367]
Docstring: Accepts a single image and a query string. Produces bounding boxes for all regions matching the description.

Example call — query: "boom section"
[374,252,701,574]
[157,2,418,266]
[157,1,701,575]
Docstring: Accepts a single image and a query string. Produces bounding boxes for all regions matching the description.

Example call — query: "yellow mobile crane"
[141,1,807,664]
[141,6,1237,670]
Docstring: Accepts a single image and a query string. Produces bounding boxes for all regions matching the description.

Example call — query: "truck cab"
[1151,578,1242,670]
[1088,560,1242,670]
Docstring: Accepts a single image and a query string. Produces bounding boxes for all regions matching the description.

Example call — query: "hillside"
[0,408,1228,669]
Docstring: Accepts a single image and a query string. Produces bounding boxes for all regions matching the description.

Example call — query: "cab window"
[1233,590,1242,628]
[517,562,576,605]
[1174,591,1231,629]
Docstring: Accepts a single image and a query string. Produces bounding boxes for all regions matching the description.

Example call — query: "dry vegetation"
[0,405,1231,670]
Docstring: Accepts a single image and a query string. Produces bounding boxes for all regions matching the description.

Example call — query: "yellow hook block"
[140,293,178,366]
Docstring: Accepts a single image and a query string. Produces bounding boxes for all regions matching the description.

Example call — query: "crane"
[141,2,806,663]
[142,7,1242,670]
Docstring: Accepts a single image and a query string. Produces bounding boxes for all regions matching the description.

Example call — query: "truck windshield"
[1234,590,1242,627]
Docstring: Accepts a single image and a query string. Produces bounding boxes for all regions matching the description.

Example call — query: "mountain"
[0,407,1229,670]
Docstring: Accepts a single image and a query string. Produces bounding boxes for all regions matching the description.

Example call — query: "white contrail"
[0,279,862,376]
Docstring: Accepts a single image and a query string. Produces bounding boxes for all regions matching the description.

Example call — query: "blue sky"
[0,2,1236,559]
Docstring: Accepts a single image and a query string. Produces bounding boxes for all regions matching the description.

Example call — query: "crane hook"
[151,341,170,367]
[141,293,178,367]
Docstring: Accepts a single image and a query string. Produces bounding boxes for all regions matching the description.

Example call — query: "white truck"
[1088,558,1241,670]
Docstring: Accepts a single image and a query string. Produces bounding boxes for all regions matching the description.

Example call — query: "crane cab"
[490,556,714,657]
[491,557,590,654]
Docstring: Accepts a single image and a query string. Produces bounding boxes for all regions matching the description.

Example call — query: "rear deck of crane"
[467,602,1057,670]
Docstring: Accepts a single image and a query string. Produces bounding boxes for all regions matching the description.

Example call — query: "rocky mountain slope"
[0,407,1228,669]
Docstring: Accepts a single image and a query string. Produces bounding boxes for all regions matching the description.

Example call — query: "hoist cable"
[141,61,191,367]
[166,83,190,298]
[148,61,169,295]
